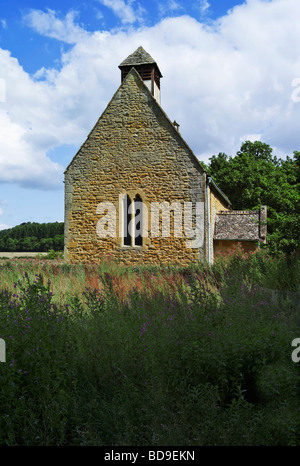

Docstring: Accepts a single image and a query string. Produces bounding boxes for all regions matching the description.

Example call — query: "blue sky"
[0,0,300,230]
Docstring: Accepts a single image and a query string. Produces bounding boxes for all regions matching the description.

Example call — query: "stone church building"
[64,47,267,266]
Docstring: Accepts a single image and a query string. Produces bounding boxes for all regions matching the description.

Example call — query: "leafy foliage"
[0,222,64,252]
[205,141,300,254]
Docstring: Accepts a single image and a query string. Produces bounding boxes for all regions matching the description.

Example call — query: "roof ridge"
[119,46,157,68]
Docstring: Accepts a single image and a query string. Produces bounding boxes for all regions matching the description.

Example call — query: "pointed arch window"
[123,193,143,247]
[123,194,132,246]
[134,194,143,247]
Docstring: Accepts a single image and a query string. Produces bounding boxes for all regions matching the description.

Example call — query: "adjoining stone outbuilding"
[64,46,267,265]
[214,206,267,256]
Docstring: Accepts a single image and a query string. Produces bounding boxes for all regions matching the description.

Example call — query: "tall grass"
[0,251,299,445]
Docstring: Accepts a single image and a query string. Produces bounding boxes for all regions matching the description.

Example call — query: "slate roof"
[214,210,262,241]
[119,46,156,67]
[119,46,162,76]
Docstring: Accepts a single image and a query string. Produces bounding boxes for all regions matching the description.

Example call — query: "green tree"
[6,238,18,252]
[0,222,64,252]
[206,141,300,254]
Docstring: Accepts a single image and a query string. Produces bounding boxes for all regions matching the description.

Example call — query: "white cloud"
[24,9,89,44]
[198,0,210,14]
[157,0,184,17]
[95,9,104,21]
[97,0,146,24]
[0,110,63,188]
[1,0,300,195]
[0,19,7,29]
[0,224,11,231]
[0,77,5,102]
[0,47,66,189]
[0,200,8,218]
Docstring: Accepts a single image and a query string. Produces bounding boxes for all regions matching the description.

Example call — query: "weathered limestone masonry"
[64,67,207,265]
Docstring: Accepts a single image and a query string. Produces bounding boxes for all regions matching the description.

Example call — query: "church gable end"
[64,60,206,265]
[64,46,266,265]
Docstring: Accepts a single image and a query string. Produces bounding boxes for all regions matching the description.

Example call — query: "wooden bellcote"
[119,46,162,104]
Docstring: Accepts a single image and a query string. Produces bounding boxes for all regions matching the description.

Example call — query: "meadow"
[0,250,299,446]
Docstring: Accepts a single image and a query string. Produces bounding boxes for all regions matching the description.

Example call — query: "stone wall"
[214,239,258,256]
[64,68,206,266]
[209,186,230,263]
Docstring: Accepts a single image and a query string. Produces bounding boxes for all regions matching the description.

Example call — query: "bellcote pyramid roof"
[119,46,162,76]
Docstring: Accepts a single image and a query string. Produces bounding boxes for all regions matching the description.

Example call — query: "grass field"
[0,252,48,259]
[0,250,299,446]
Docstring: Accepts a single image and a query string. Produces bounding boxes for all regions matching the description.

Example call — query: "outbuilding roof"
[214,208,267,242]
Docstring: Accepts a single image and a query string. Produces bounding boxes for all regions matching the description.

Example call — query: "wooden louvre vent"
[121,65,161,89]
[119,46,162,92]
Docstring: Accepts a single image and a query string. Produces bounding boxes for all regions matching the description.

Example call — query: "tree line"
[202,141,300,255]
[0,222,64,252]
